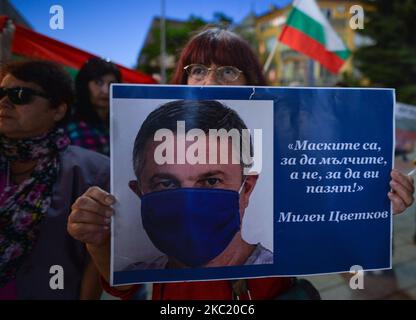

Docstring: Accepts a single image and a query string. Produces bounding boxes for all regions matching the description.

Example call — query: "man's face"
[131,135,258,218]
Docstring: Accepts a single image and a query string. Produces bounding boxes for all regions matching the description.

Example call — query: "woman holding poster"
[67,27,414,300]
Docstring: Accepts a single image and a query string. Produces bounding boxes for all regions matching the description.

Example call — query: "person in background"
[67,27,414,300]
[0,60,109,299]
[66,57,121,156]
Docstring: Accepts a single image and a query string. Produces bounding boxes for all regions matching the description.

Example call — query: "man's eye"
[161,181,173,187]
[95,79,104,86]
[204,178,221,186]
[152,180,177,190]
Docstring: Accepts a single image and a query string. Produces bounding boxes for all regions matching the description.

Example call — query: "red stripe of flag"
[4,17,155,84]
[279,25,345,74]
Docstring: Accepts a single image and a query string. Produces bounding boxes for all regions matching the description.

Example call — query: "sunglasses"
[0,87,51,105]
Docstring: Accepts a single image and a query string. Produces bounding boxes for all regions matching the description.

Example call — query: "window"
[321,8,332,20]
[354,33,375,48]
[336,5,346,14]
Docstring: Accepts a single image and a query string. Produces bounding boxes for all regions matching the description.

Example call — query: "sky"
[9,0,292,69]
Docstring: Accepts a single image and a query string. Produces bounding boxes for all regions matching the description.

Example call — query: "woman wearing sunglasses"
[66,57,121,156]
[0,60,110,299]
[68,27,414,300]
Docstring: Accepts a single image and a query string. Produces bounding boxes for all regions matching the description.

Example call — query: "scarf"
[0,128,70,287]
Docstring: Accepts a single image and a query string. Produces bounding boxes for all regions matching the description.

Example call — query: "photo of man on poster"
[124,99,272,270]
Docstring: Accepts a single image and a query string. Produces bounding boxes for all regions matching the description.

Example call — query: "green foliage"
[212,12,233,26]
[137,15,206,81]
[339,71,362,87]
[136,12,235,82]
[353,0,416,104]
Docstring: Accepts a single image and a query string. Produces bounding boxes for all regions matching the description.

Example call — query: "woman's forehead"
[188,45,239,67]
[1,74,44,92]
[91,72,117,81]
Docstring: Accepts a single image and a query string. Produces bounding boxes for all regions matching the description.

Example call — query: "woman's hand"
[67,186,115,247]
[389,169,414,214]
[68,186,133,288]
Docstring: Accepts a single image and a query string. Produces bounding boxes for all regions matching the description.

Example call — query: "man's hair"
[132,100,252,179]
[4,59,74,127]
[171,26,267,86]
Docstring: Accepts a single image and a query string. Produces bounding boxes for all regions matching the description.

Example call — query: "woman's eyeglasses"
[184,64,243,83]
[0,87,51,105]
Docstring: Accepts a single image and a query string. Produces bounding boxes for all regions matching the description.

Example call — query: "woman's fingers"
[389,192,407,215]
[68,207,111,226]
[390,179,414,208]
[68,187,116,246]
[85,186,116,207]
[391,169,414,192]
[68,222,109,245]
[389,169,415,215]
[71,194,114,218]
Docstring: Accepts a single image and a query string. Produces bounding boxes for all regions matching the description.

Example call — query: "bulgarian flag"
[279,0,351,74]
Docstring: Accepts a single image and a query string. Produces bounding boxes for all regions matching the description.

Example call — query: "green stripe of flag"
[334,50,351,60]
[63,66,79,79]
[11,53,79,79]
[287,7,326,46]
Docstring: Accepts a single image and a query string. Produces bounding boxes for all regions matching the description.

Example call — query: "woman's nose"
[0,96,13,109]
[101,83,110,95]
[202,70,219,86]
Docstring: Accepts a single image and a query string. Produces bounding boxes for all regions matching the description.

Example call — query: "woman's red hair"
[171,27,267,86]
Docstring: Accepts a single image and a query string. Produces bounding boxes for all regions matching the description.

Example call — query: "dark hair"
[335,81,350,87]
[4,60,74,126]
[133,100,252,178]
[74,57,122,124]
[171,27,267,86]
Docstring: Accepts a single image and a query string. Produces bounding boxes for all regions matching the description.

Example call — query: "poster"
[110,84,394,286]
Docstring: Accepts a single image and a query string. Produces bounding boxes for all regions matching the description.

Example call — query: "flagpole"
[263,17,286,74]
[263,40,280,74]
[307,59,315,86]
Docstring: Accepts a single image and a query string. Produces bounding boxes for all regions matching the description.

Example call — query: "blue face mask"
[141,186,244,268]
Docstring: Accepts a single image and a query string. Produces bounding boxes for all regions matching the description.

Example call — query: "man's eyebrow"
[148,173,180,183]
[196,170,226,179]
